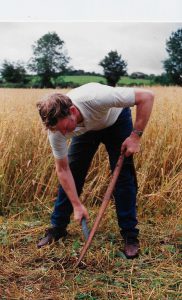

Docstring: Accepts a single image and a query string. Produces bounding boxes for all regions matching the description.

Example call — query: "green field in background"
[0,74,152,88]
[62,75,151,85]
[62,75,106,84]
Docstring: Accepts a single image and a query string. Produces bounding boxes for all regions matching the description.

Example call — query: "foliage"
[99,50,127,86]
[163,28,182,86]
[0,74,155,88]
[65,69,102,76]
[153,73,171,86]
[28,32,70,88]
[0,60,27,83]
[53,74,151,88]
[130,72,147,79]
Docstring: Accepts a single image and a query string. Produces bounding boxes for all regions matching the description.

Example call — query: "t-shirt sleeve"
[92,84,135,109]
[48,130,68,159]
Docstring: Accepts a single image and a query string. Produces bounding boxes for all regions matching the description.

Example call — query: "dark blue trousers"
[51,108,139,238]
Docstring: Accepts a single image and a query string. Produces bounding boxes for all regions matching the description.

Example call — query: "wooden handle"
[75,153,125,267]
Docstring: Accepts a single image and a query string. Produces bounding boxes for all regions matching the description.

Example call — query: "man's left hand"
[121,134,141,157]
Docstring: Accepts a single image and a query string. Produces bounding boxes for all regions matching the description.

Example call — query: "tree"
[1,60,26,83]
[163,28,182,86]
[29,32,70,88]
[153,73,171,86]
[99,50,127,86]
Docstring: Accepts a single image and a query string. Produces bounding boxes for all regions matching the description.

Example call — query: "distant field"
[62,75,151,86]
[118,76,151,85]
[62,75,106,85]
[0,75,153,88]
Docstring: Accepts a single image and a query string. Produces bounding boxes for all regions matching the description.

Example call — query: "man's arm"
[55,157,89,224]
[121,88,154,156]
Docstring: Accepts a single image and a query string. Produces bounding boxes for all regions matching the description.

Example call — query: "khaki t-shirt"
[48,83,135,159]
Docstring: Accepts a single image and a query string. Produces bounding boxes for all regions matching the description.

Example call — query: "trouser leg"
[103,108,139,238]
[51,131,99,228]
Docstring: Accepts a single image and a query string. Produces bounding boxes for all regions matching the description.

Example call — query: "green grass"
[0,214,181,300]
[62,75,152,86]
[118,76,151,85]
[0,75,153,88]
[62,75,106,85]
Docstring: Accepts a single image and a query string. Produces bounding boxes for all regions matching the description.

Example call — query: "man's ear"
[69,105,76,115]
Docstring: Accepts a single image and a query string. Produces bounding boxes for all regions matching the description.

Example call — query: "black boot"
[121,229,140,259]
[123,236,140,259]
[37,226,67,248]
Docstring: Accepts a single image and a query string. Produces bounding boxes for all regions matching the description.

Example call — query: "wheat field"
[0,87,181,299]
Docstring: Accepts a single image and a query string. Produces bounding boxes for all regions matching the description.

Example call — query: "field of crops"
[0,86,181,299]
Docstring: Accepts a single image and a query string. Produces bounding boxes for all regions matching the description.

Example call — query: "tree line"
[0,28,181,88]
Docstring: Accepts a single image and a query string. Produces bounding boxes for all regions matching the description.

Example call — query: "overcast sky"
[0,22,181,75]
[0,0,181,75]
[0,0,182,21]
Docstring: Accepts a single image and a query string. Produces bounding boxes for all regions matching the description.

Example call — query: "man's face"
[53,114,77,136]
[48,106,80,135]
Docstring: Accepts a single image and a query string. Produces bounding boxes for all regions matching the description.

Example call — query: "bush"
[153,74,171,86]
[1,60,27,83]
[117,82,144,87]
[28,76,44,88]
[0,82,27,88]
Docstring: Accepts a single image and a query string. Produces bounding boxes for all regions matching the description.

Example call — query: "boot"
[123,236,140,259]
[37,226,67,248]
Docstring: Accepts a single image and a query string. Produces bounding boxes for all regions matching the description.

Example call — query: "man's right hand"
[73,204,89,225]
[55,158,90,225]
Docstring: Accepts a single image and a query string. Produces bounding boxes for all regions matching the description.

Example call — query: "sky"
[0,0,182,21]
[0,22,181,75]
[0,0,181,75]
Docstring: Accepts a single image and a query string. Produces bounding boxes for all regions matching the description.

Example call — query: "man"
[37,82,154,258]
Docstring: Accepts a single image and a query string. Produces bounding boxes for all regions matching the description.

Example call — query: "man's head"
[37,93,78,135]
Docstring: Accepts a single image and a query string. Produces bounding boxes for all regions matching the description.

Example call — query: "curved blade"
[81,217,90,240]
